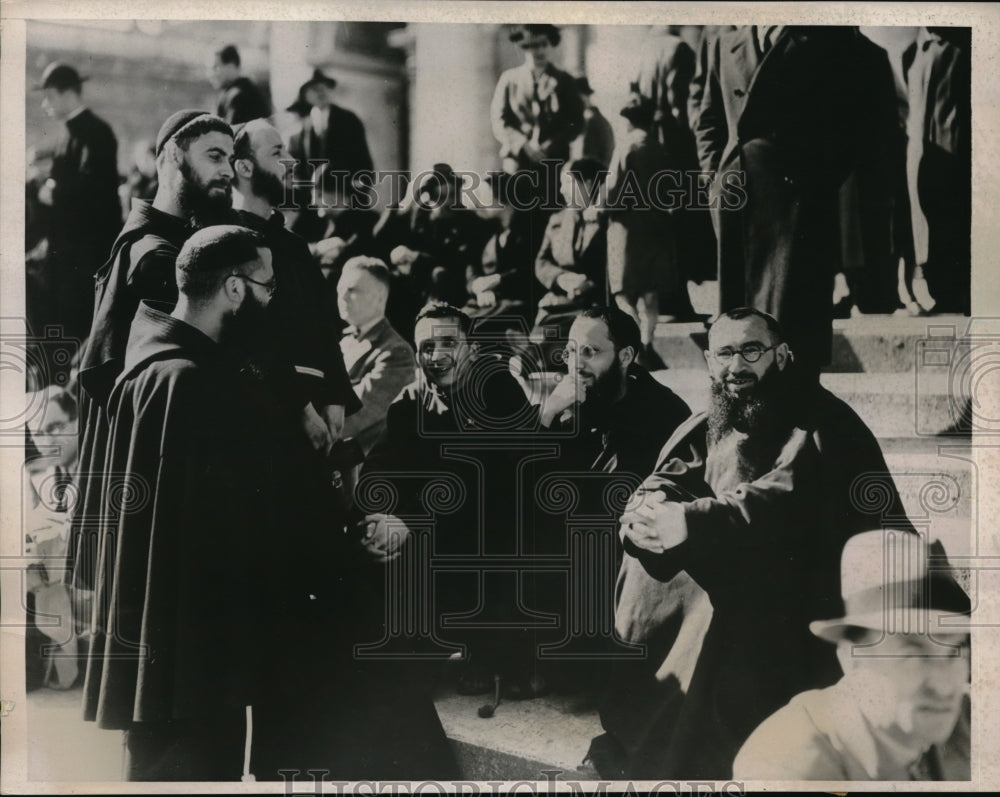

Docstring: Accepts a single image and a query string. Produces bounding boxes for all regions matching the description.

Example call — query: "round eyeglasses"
[708,344,776,364]
[561,344,603,362]
[229,273,276,298]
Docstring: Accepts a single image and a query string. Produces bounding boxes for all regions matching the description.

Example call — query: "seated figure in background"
[528,157,608,372]
[372,163,489,342]
[338,256,417,455]
[462,171,538,335]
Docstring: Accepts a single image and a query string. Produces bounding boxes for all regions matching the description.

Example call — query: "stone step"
[649,313,976,374]
[435,515,975,781]
[884,452,974,523]
[434,688,600,781]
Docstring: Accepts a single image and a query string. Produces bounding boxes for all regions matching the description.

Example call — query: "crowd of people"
[22,22,972,784]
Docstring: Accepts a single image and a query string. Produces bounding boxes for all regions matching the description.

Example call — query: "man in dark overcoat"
[36,62,122,341]
[695,26,880,377]
[286,69,374,242]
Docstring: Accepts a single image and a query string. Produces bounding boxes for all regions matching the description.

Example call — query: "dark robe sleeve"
[355,389,427,526]
[127,237,181,300]
[626,394,911,587]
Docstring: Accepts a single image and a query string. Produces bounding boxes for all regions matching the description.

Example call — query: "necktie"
[573,214,585,257]
[758,25,781,56]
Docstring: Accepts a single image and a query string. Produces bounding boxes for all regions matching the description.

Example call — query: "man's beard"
[250,163,286,208]
[580,356,625,419]
[178,158,234,226]
[707,364,792,472]
[219,290,273,363]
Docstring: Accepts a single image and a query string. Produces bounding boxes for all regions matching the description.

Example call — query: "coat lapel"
[728,28,759,108]
[743,27,802,121]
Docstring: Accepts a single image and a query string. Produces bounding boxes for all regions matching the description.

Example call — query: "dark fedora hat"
[574,76,595,95]
[620,90,657,130]
[299,68,338,93]
[285,88,312,117]
[36,62,87,91]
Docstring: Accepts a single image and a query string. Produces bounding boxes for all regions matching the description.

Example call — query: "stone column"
[408,23,501,178]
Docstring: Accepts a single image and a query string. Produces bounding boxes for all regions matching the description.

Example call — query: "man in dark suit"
[287,69,374,242]
[695,26,876,378]
[338,257,417,455]
[36,62,122,341]
[572,77,616,168]
[208,44,271,125]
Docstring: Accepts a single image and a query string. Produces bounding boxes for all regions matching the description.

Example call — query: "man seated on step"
[734,530,971,781]
[611,306,913,780]
[530,306,691,698]
[358,303,539,699]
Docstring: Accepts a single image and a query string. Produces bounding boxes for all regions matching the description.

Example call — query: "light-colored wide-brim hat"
[809,529,971,643]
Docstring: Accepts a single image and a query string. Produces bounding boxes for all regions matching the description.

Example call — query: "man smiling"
[359,303,537,701]
[616,306,913,778]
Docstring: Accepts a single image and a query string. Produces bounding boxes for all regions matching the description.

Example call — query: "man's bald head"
[232,118,288,207]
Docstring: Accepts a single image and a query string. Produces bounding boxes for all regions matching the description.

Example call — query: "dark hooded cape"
[71,200,193,596]
[82,302,278,729]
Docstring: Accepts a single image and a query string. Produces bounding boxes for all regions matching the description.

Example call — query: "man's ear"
[164,140,184,169]
[774,341,790,371]
[233,158,253,181]
[467,341,480,361]
[835,639,857,676]
[620,345,636,370]
[222,273,243,305]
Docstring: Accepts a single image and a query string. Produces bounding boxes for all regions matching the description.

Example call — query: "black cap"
[36,62,87,92]
[299,68,338,93]
[155,110,232,156]
[620,92,656,130]
[575,76,595,95]
[285,88,313,116]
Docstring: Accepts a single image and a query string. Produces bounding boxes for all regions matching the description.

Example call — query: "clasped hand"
[619,489,687,554]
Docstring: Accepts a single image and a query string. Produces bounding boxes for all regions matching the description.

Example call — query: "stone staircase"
[434,311,978,781]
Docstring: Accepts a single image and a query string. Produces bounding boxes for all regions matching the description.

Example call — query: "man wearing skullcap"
[35,61,122,342]
[78,226,280,780]
[69,110,236,632]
